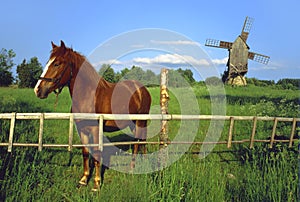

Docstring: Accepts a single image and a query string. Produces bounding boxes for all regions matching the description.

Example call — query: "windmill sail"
[241,16,254,42]
[205,39,233,49]
[248,52,270,65]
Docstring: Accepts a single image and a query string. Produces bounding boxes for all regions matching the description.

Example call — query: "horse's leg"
[130,120,147,169]
[138,120,147,155]
[79,132,90,186]
[90,126,101,191]
[131,136,138,169]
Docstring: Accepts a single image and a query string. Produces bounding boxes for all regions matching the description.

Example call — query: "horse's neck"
[69,60,101,113]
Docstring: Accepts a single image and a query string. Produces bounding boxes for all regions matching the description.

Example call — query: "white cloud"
[94,55,231,69]
[92,59,122,67]
[133,53,210,66]
[250,61,281,71]
[94,55,230,69]
[150,40,201,46]
[261,66,277,70]
[133,57,152,64]
[106,59,122,65]
[212,57,228,65]
[130,44,145,48]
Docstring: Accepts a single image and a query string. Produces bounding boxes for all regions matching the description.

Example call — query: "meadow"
[0,84,299,201]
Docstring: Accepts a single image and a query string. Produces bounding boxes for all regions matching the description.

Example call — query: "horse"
[34,40,151,191]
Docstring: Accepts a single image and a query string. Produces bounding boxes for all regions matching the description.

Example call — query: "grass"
[0,85,299,201]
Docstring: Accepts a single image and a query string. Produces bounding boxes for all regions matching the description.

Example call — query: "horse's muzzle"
[34,86,49,99]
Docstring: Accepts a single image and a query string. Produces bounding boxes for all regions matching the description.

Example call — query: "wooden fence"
[0,112,298,153]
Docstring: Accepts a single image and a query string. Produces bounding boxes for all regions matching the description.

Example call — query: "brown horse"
[34,40,151,191]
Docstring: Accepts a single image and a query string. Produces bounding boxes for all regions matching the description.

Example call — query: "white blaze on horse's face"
[34,57,56,96]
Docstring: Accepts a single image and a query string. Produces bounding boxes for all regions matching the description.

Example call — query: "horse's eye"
[54,63,60,67]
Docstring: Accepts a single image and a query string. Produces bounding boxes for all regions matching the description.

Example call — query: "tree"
[124,66,144,81]
[205,76,223,86]
[143,69,159,85]
[115,66,159,85]
[98,64,116,83]
[17,57,43,88]
[177,68,195,84]
[0,48,15,86]
[168,69,189,87]
[277,78,300,90]
[120,67,130,79]
[114,72,122,82]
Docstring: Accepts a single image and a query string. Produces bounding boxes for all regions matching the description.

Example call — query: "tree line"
[0,48,196,88]
[0,48,43,88]
[0,48,299,90]
[98,64,196,87]
[204,76,299,90]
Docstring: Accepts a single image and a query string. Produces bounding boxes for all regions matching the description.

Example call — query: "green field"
[0,85,299,201]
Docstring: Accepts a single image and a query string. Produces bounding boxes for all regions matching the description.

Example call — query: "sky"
[1,0,299,81]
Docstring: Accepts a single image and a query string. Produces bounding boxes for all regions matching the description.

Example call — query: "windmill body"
[205,17,270,85]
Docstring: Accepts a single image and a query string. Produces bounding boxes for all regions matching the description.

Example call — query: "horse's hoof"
[78,175,88,186]
[130,161,135,169]
[91,184,100,192]
[91,179,101,192]
[91,187,100,192]
[77,177,88,189]
[76,182,87,189]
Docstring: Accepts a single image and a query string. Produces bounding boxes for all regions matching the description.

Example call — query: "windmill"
[205,16,270,85]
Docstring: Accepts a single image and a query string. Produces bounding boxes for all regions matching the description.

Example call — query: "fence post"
[38,113,44,151]
[8,112,16,152]
[227,117,234,148]
[269,118,278,149]
[289,118,297,148]
[68,114,74,152]
[98,115,104,152]
[159,68,169,168]
[249,116,257,149]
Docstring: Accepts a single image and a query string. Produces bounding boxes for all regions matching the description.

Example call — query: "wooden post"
[227,117,234,148]
[98,115,104,152]
[68,114,74,152]
[289,118,297,148]
[159,68,169,167]
[8,112,16,152]
[38,113,44,151]
[249,116,257,149]
[269,118,278,149]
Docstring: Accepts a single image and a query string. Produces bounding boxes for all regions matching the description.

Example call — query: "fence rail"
[0,112,299,153]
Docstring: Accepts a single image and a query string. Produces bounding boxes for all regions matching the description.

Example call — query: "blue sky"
[1,0,299,81]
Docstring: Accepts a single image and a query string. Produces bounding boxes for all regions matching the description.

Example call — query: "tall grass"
[1,145,297,201]
[232,145,298,202]
[0,86,299,201]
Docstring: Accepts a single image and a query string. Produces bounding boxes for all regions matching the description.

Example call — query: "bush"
[276,78,300,90]
[205,76,223,86]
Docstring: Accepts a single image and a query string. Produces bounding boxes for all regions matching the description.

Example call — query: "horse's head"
[34,40,73,99]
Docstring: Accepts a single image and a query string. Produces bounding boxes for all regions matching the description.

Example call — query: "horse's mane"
[51,46,112,88]
[50,46,86,68]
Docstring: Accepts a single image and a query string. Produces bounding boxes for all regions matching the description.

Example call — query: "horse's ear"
[51,41,57,49]
[60,40,66,49]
